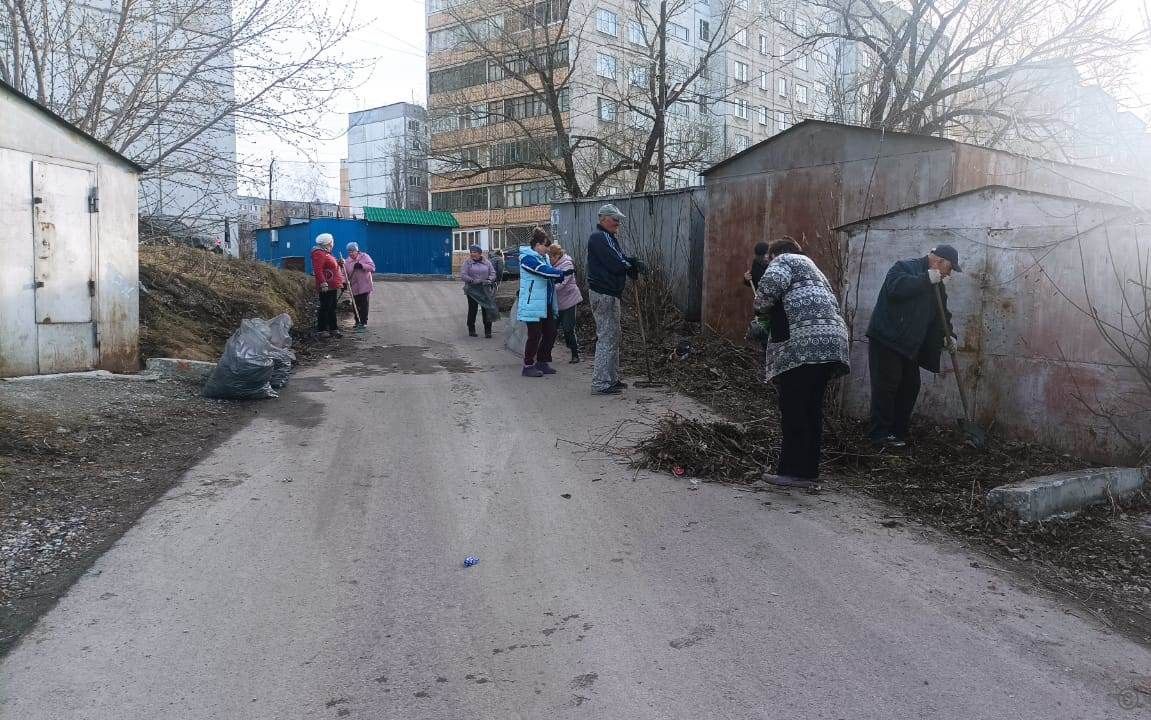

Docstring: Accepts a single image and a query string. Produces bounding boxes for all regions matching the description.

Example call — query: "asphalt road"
[2,281,1149,719]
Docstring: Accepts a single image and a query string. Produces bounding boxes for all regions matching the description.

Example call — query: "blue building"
[254,208,458,275]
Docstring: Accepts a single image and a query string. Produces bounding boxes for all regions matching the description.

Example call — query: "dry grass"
[138,246,316,362]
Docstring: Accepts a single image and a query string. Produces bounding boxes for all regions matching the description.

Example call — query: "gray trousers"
[590,291,621,391]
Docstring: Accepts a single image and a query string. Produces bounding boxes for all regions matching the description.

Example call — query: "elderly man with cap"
[310,233,344,339]
[586,203,646,395]
[866,244,962,448]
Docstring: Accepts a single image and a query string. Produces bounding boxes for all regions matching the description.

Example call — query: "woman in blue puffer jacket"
[518,227,571,378]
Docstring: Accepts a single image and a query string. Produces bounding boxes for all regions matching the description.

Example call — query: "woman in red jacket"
[311,233,344,339]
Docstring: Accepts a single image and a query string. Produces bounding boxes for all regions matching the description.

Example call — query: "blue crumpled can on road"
[463,556,480,567]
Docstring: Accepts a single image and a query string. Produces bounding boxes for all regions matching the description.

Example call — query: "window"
[797,53,808,72]
[504,180,559,207]
[596,8,618,35]
[407,119,420,132]
[776,110,793,131]
[734,61,748,83]
[735,134,751,150]
[490,228,506,251]
[698,95,709,114]
[777,77,788,97]
[699,20,710,42]
[628,21,645,45]
[453,229,481,252]
[668,22,689,42]
[758,106,769,125]
[735,0,748,8]
[434,187,492,212]
[596,52,617,79]
[735,98,749,119]
[796,84,808,104]
[759,34,769,55]
[597,97,617,122]
[407,175,422,187]
[630,65,649,87]
[628,109,647,130]
[668,101,689,119]
[759,70,769,91]
[735,28,748,46]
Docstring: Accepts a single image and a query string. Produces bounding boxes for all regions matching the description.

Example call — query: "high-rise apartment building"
[346,103,430,212]
[426,0,847,262]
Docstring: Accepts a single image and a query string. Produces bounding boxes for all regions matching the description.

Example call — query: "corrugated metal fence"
[550,188,707,321]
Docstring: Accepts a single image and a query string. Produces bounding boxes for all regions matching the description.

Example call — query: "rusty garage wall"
[551,188,707,320]
[840,186,1149,464]
[0,81,140,377]
[700,120,1151,341]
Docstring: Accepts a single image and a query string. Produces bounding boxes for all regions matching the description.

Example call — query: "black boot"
[570,349,581,364]
[468,325,478,337]
[484,324,492,339]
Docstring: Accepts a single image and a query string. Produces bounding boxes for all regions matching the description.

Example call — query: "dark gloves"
[354,263,363,270]
[628,257,649,275]
[562,269,575,277]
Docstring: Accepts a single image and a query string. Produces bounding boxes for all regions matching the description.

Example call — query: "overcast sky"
[243,0,1151,203]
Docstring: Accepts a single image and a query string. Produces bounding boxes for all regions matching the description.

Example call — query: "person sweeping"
[343,242,376,332]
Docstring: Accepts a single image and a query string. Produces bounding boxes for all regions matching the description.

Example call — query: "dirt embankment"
[139,246,316,362]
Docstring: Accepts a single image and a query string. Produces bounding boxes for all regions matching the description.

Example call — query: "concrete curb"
[987,467,1149,522]
[145,358,217,383]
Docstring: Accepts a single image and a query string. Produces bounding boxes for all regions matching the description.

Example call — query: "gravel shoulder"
[0,375,256,654]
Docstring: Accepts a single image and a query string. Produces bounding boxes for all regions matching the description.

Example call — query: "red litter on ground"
[673,467,685,477]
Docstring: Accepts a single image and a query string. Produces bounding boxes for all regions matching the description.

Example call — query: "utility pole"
[267,157,275,228]
[657,0,667,191]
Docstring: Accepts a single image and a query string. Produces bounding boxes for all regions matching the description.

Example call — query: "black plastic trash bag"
[242,316,296,389]
[202,322,279,400]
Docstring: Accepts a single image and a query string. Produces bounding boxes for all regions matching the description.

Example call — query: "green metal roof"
[363,207,460,228]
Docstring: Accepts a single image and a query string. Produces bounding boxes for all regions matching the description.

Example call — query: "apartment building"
[346,103,430,212]
[426,0,848,263]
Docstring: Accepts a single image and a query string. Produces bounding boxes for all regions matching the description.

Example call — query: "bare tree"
[786,0,1145,145]
[428,0,742,199]
[1,0,365,221]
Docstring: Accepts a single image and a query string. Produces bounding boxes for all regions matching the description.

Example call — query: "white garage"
[0,80,140,377]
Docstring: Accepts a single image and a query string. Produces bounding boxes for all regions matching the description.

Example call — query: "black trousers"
[774,363,836,479]
[466,297,493,332]
[317,289,338,332]
[868,340,921,441]
[349,293,368,324]
[558,306,578,353]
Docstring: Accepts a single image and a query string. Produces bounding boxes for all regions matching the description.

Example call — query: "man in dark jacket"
[587,203,645,395]
[866,244,962,448]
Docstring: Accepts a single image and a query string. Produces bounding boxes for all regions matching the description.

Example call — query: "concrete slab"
[144,358,216,383]
[987,467,1149,522]
[0,370,156,383]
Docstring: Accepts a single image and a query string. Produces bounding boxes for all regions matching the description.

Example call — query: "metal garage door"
[32,161,98,374]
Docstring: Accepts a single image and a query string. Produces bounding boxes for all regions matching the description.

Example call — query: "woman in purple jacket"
[548,244,584,363]
[344,242,376,331]
[459,244,497,338]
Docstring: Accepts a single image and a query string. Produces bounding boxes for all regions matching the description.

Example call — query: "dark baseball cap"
[930,244,962,272]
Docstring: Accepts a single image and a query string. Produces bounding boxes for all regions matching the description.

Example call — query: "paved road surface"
[2,281,1149,719]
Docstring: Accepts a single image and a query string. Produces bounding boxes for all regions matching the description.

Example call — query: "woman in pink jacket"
[548,244,584,363]
[344,242,377,331]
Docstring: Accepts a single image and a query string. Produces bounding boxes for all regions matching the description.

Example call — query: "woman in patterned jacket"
[753,237,851,489]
